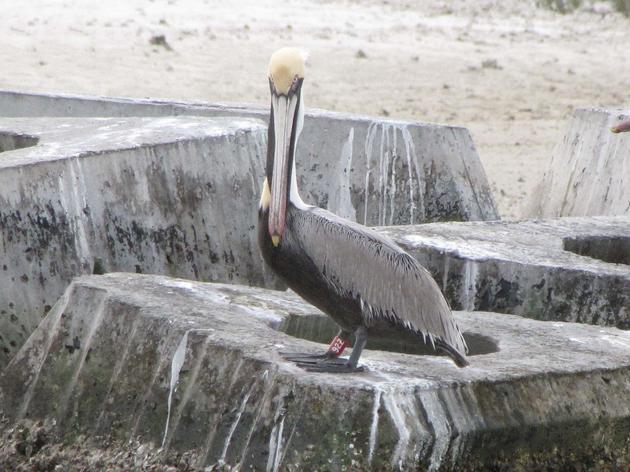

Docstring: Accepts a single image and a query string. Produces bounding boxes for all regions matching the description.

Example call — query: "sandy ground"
[1,0,629,218]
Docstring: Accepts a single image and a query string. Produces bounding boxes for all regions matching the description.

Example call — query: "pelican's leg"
[346,326,367,368]
[280,329,352,364]
[301,326,368,373]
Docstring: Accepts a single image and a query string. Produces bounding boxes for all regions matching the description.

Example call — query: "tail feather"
[435,339,469,368]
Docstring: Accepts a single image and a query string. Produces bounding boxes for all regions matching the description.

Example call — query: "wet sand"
[1,0,628,218]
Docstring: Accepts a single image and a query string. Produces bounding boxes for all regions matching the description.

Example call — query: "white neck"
[289,159,307,209]
[288,92,308,209]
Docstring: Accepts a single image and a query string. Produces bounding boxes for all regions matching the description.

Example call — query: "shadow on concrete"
[274,312,498,357]
[564,236,630,266]
[0,132,39,153]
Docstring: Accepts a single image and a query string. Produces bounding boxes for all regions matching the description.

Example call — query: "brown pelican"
[611,119,630,133]
[258,47,468,372]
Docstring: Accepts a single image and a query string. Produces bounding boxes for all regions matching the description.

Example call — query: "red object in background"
[612,119,630,133]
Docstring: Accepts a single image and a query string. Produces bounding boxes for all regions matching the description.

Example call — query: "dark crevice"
[564,236,630,266]
[0,132,39,153]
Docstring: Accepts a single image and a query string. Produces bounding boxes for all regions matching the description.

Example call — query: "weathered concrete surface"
[3,273,630,470]
[529,107,630,218]
[383,216,630,328]
[0,90,499,225]
[0,116,274,367]
[0,92,499,368]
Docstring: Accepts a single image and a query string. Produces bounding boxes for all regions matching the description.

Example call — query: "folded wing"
[293,207,468,357]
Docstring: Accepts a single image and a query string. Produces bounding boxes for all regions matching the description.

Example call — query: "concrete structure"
[2,93,629,469]
[529,107,630,218]
[0,90,499,225]
[0,92,499,365]
[3,273,630,470]
[383,216,630,328]
[0,116,273,367]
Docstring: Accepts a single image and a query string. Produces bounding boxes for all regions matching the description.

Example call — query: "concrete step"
[383,216,630,327]
[2,273,630,470]
[0,90,499,225]
[0,116,273,366]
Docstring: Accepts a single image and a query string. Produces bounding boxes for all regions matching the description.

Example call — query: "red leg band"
[327,335,348,357]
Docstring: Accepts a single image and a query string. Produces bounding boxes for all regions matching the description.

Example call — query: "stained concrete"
[382,216,630,327]
[3,273,630,470]
[0,90,499,225]
[0,116,273,367]
[529,107,630,218]
[0,92,499,366]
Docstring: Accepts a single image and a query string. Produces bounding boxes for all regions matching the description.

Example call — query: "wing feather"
[292,207,468,356]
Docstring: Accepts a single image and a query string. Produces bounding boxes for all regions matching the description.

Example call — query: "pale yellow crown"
[268,47,306,94]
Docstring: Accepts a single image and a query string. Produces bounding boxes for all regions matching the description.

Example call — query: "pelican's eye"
[289,75,301,94]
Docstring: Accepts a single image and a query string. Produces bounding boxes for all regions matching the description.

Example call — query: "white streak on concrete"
[267,413,286,472]
[18,290,70,420]
[162,330,189,448]
[328,127,356,221]
[401,126,419,224]
[237,370,274,467]
[368,389,382,465]
[95,315,142,431]
[380,125,387,225]
[69,158,92,265]
[363,122,377,224]
[266,393,290,472]
[421,390,451,472]
[362,122,427,226]
[462,260,478,311]
[58,295,109,420]
[389,128,398,226]
[383,393,410,468]
[219,379,257,462]
[57,160,91,268]
[363,168,371,224]
[162,328,214,449]
[442,256,450,292]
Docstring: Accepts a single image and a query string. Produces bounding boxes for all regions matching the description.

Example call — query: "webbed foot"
[300,361,365,373]
[280,352,332,363]
[280,352,364,372]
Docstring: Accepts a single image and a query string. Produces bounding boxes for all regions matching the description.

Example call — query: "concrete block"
[382,216,630,327]
[0,116,273,366]
[3,273,630,470]
[0,90,499,225]
[529,108,630,217]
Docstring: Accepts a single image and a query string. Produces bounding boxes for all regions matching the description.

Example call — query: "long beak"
[611,119,630,134]
[268,92,299,247]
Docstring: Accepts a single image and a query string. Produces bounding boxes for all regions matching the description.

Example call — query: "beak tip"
[271,235,281,247]
[611,120,630,134]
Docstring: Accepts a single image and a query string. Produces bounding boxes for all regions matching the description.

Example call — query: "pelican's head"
[268,47,306,97]
[265,48,307,247]
[611,118,630,134]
